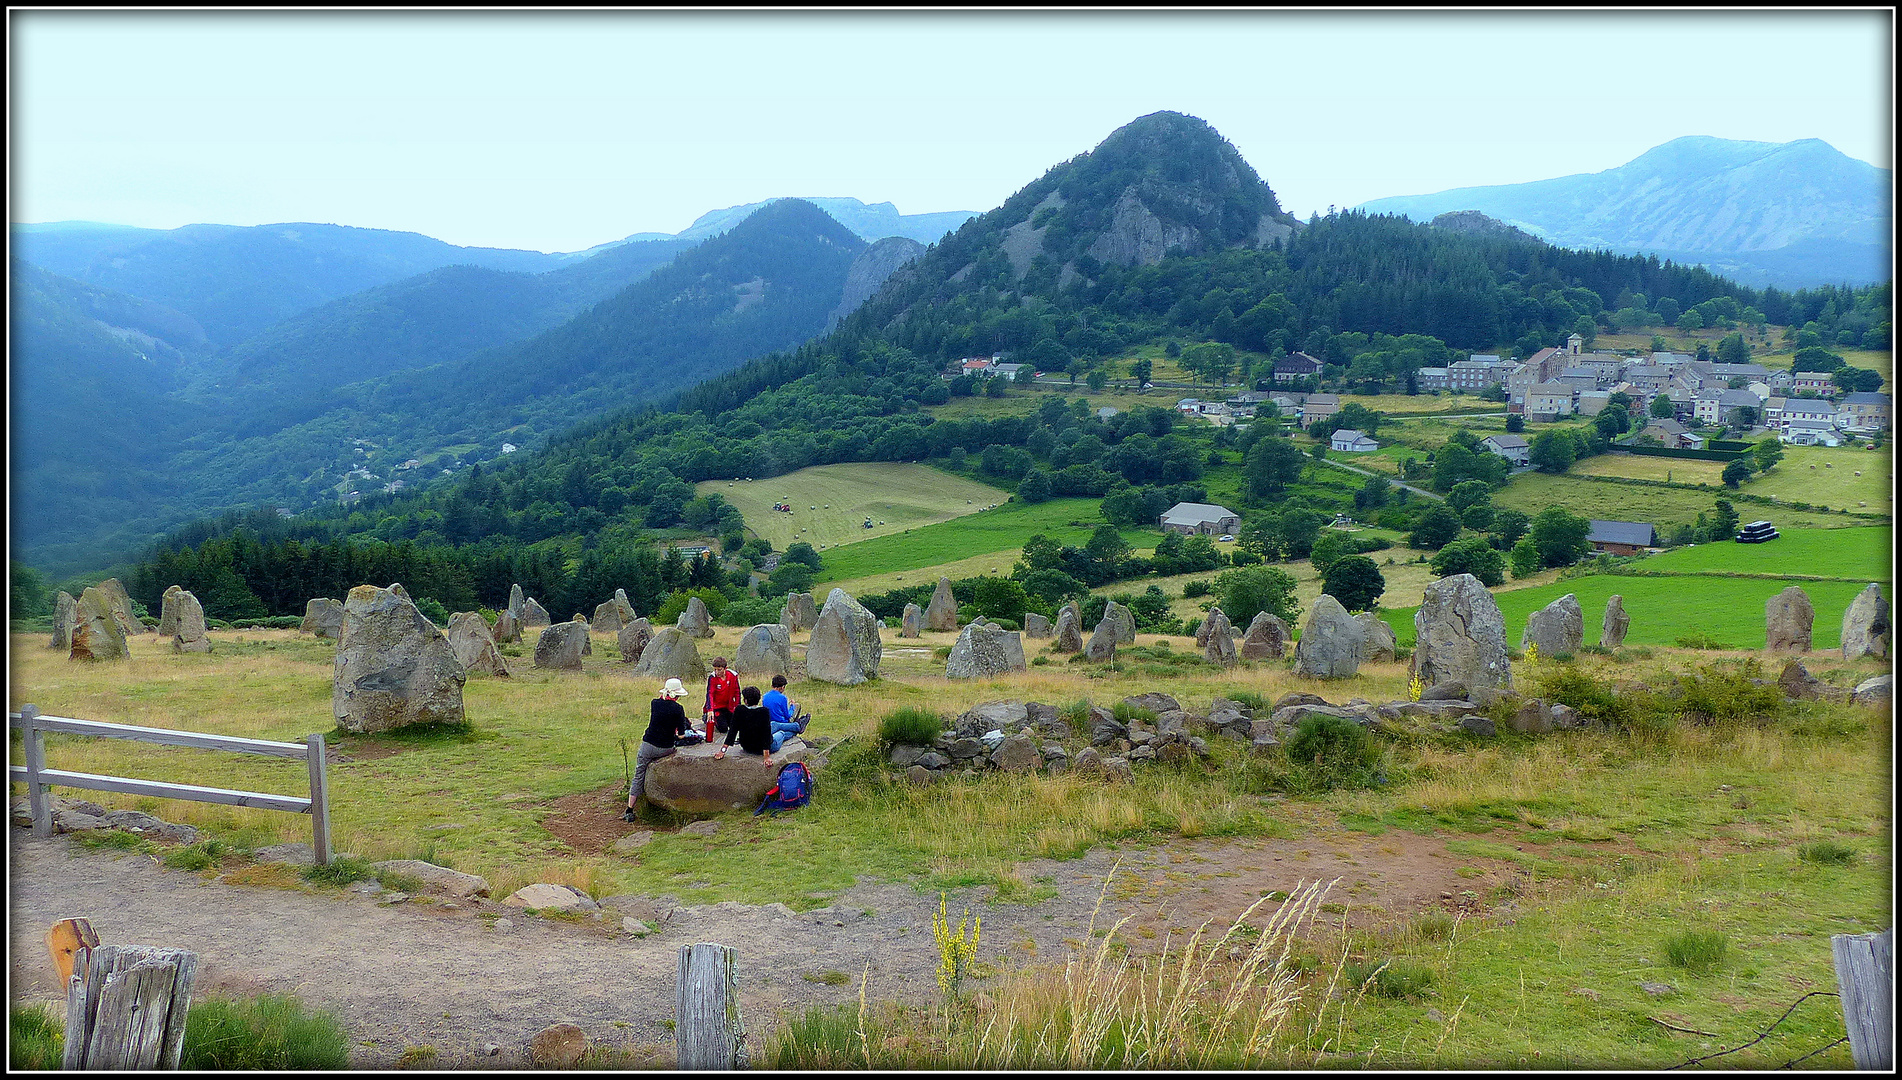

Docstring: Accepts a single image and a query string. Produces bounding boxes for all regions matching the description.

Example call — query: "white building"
[1330,429,1378,452]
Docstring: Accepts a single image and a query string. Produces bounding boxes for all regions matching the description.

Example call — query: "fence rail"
[8,705,330,865]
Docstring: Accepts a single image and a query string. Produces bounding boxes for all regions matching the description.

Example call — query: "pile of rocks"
[886,696,1221,784]
[11,795,200,843]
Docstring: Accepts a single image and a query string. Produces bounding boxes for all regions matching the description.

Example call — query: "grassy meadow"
[811,497,1161,589]
[9,620,1888,1069]
[1570,445,1893,513]
[1493,473,1872,531]
[696,463,1010,551]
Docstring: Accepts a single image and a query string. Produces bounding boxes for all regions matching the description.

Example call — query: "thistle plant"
[932,893,982,1002]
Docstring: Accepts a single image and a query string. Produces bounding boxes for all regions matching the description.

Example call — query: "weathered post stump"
[63,943,199,1069]
[1832,927,1893,1070]
[676,942,746,1070]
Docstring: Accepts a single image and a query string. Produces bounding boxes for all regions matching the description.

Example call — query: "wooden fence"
[8,704,331,865]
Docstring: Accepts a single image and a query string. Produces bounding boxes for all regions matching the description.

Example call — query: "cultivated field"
[697,463,1010,551]
[1494,473,1873,531]
[811,498,1159,589]
[1570,445,1894,513]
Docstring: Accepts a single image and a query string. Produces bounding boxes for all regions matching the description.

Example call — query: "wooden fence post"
[676,942,746,1070]
[21,704,51,837]
[1832,927,1893,1070]
[62,944,199,1070]
[306,733,330,867]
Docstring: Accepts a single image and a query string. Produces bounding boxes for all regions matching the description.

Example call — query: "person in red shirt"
[704,657,741,735]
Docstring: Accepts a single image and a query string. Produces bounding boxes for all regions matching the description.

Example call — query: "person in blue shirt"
[762,675,808,751]
[713,685,809,763]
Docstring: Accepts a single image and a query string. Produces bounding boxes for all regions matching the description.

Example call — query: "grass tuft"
[878,707,944,748]
[10,1002,63,1070]
[301,854,377,888]
[1663,930,1729,973]
[180,993,349,1069]
[1796,840,1857,866]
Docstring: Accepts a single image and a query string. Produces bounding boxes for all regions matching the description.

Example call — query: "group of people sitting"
[624,655,809,820]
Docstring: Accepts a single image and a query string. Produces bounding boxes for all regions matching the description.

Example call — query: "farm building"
[1330,428,1378,452]
[1639,418,1706,450]
[1160,502,1241,537]
[1480,433,1531,466]
[1299,393,1340,428]
[1586,519,1658,555]
[1272,351,1323,383]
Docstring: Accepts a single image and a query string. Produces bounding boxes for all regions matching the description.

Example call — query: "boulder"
[1123,692,1180,714]
[168,589,213,654]
[522,598,551,628]
[631,626,707,682]
[370,859,491,898]
[1765,587,1814,653]
[946,622,1025,679]
[1195,607,1226,647]
[492,609,521,644]
[778,592,818,633]
[1777,659,1829,700]
[1071,746,1104,775]
[1084,615,1118,662]
[733,623,794,678]
[97,578,145,636]
[1840,583,1890,660]
[924,577,959,631]
[1600,595,1630,649]
[1273,691,1329,710]
[591,600,625,634]
[1420,680,1469,702]
[157,585,185,636]
[1411,573,1512,693]
[1105,601,1137,644]
[676,596,714,638]
[1102,757,1134,783]
[534,621,590,670]
[1522,593,1584,657]
[530,1024,588,1068]
[332,584,466,733]
[70,586,129,662]
[1023,612,1051,639]
[806,589,881,685]
[1459,714,1498,738]
[1505,698,1554,735]
[1852,674,1892,708]
[1240,611,1290,660]
[50,590,77,651]
[958,701,1029,736]
[617,618,653,664]
[1294,595,1362,680]
[505,884,599,913]
[1052,604,1085,653]
[991,735,1042,772]
[900,603,923,638]
[448,612,508,676]
[1355,612,1397,663]
[643,738,811,812]
[1203,611,1239,667]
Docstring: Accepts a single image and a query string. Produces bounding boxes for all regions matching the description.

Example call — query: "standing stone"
[1106,601,1137,644]
[1601,595,1630,649]
[169,589,213,654]
[522,598,551,628]
[631,626,707,682]
[1521,593,1584,657]
[946,622,1026,679]
[900,603,923,638]
[1295,595,1363,680]
[617,618,653,665]
[1023,612,1051,639]
[1084,616,1118,663]
[1195,607,1227,647]
[508,583,525,620]
[492,609,520,644]
[1355,612,1397,663]
[677,596,714,638]
[1052,604,1085,653]
[97,577,145,635]
[733,623,794,678]
[50,591,77,651]
[591,601,625,634]
[778,592,818,633]
[1240,611,1290,660]
[1411,573,1512,693]
[69,586,129,662]
[1840,583,1890,660]
[332,584,466,733]
[614,589,636,622]
[448,612,508,676]
[806,589,882,685]
[157,585,186,636]
[1203,610,1239,668]
[534,621,590,671]
[1765,586,1814,654]
[924,577,959,631]
[578,622,592,656]
[301,597,346,639]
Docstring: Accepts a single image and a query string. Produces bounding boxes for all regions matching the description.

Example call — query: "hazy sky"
[12,10,1893,253]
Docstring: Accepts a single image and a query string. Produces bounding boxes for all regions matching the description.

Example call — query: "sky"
[11,10,1893,254]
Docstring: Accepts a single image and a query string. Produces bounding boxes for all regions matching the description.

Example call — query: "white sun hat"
[662,678,686,698]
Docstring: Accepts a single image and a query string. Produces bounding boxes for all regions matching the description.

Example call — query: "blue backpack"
[754,761,812,816]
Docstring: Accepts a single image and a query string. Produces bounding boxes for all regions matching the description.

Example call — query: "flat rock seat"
[644,738,811,814]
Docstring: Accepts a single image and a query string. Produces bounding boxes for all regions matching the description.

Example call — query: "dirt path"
[9,820,1488,1068]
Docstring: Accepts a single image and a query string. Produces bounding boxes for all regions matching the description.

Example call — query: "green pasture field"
[1381,572,1886,651]
[1570,445,1893,514]
[811,497,1160,588]
[696,463,1010,552]
[1494,472,1869,531]
[1639,526,1892,580]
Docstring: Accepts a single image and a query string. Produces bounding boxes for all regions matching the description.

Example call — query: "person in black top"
[713,686,780,767]
[625,678,693,821]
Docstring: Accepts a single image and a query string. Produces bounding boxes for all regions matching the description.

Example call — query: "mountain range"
[1358,136,1891,289]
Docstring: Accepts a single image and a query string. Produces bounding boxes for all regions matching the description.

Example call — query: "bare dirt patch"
[538,782,654,855]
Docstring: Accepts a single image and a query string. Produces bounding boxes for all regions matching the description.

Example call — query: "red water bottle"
[704,714,715,742]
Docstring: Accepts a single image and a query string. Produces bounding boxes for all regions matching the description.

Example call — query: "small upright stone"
[333,583,466,733]
[676,596,714,638]
[508,583,525,620]
[1522,593,1584,657]
[522,598,551,628]
[591,600,625,634]
[97,578,145,636]
[169,588,213,654]
[1840,583,1890,660]
[806,588,882,685]
[448,612,508,676]
[1765,586,1814,653]
[1105,600,1137,644]
[900,603,923,638]
[733,623,793,678]
[157,585,186,636]
[302,597,346,639]
[1195,607,1227,647]
[1355,612,1397,663]
[946,622,1026,679]
[533,621,589,671]
[50,590,78,651]
[492,609,520,644]
[1295,595,1362,679]
[1052,604,1085,653]
[1601,595,1630,649]
[1203,610,1239,668]
[69,586,129,662]
[617,617,653,665]
[778,592,818,633]
[1085,614,1118,663]
[631,626,707,682]
[1023,612,1051,638]
[925,577,959,631]
[1240,611,1290,660]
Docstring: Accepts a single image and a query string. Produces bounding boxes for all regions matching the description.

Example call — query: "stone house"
[1587,519,1658,555]
[1837,392,1890,430]
[1300,394,1341,429]
[1329,429,1378,452]
[1159,502,1241,537]
[1272,352,1324,383]
[1480,433,1530,467]
[1526,382,1575,418]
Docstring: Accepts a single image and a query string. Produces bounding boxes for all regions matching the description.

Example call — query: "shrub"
[822,737,886,787]
[1182,618,1202,640]
[1674,661,1781,723]
[1182,580,1211,598]
[878,707,943,748]
[717,595,782,627]
[1663,930,1728,973]
[180,993,349,1069]
[654,588,727,626]
[1345,958,1435,1000]
[10,1002,62,1070]
[1284,714,1381,791]
[1673,633,1728,650]
[302,854,377,888]
[1796,840,1857,866]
